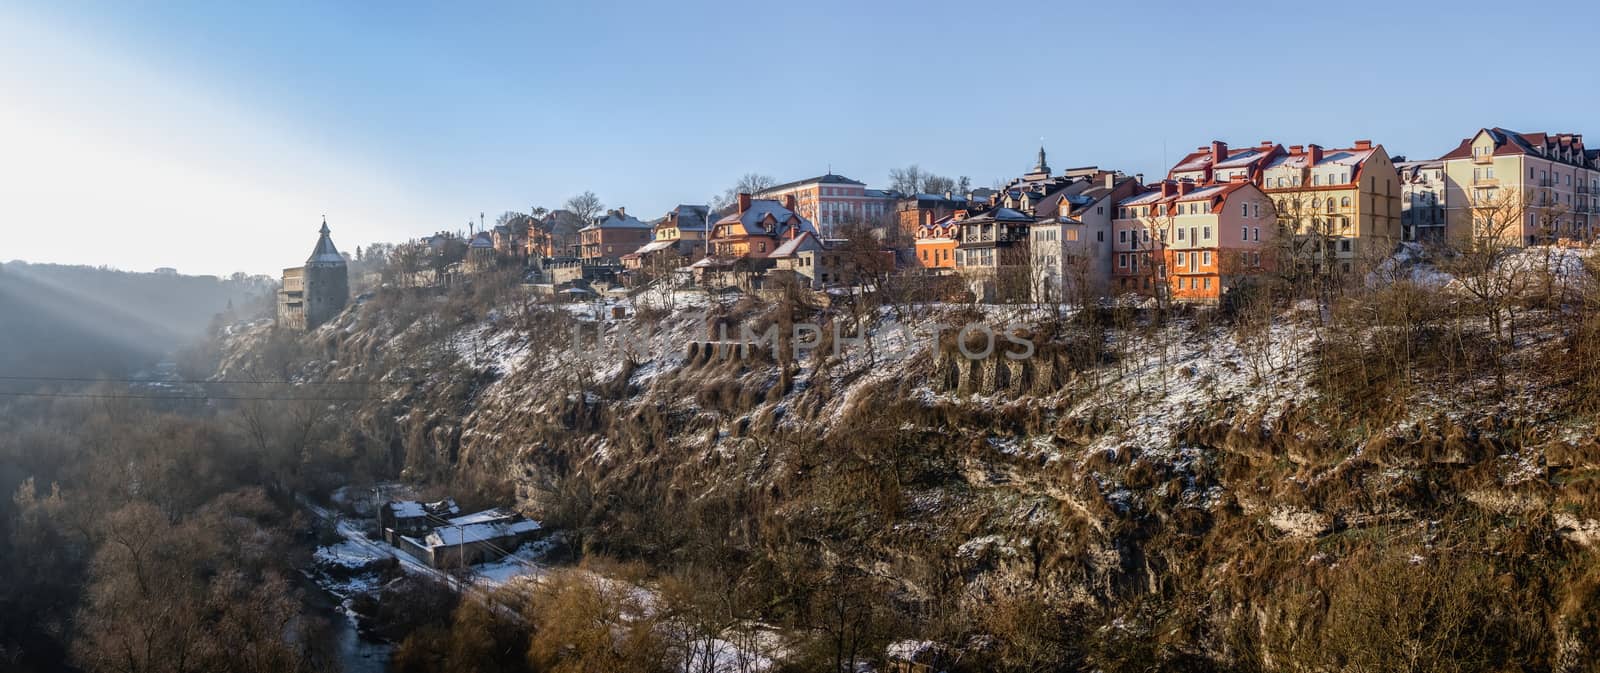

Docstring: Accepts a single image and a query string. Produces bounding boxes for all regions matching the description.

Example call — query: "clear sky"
[3,0,1596,276]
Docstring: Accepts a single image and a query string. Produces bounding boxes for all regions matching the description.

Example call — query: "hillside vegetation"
[213,247,1600,672]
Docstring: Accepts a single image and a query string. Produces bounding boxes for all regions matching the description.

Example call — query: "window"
[1119,230,1127,243]
[1327,200,1335,213]
[1118,253,1127,268]
[1339,239,1351,252]
[1177,253,1186,267]
[1242,226,1248,239]
[1204,277,1211,290]
[1097,231,1104,242]
[1252,227,1260,241]
[1202,226,1211,240]
[1202,251,1212,266]
[1253,203,1261,217]
[1097,206,1104,215]
[1178,227,1186,241]
[1241,203,1248,216]
[1341,196,1351,208]
[1313,175,1321,186]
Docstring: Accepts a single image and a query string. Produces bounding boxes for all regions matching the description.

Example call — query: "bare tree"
[715,174,776,211]
[1438,186,1537,394]
[565,191,605,224]
[923,174,956,196]
[888,165,928,195]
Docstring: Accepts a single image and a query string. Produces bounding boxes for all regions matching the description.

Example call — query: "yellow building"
[1438,128,1600,245]
[1258,141,1401,271]
[1165,139,1402,273]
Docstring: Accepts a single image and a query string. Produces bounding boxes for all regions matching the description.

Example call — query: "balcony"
[1472,151,1494,164]
[1471,177,1499,188]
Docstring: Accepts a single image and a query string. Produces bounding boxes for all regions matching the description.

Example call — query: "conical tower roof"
[308,218,346,265]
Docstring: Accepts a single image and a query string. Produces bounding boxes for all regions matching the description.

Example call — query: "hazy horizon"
[7,0,1600,276]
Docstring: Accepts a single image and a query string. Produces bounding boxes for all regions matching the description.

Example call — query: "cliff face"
[219,280,1600,668]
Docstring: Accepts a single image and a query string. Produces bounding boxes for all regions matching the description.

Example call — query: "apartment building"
[755,173,896,235]
[1257,141,1400,270]
[1396,159,1447,242]
[1438,128,1600,244]
[953,207,1033,302]
[1029,172,1143,302]
[1169,139,1400,271]
[1112,177,1276,302]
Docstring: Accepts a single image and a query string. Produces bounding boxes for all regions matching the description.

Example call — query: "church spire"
[1034,145,1050,175]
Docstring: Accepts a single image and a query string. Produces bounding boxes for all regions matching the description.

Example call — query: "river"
[298,571,392,673]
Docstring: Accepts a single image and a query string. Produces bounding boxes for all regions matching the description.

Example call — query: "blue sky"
[2,0,1594,275]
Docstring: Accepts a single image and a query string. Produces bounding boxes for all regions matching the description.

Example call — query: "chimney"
[1289,145,1304,155]
[782,194,797,211]
[1353,139,1373,151]
[1135,173,1144,184]
[1307,144,1324,164]
[1161,181,1177,198]
[1104,172,1117,189]
[1259,140,1275,150]
[1211,140,1228,162]
[944,190,953,200]
[617,206,626,217]
[737,192,752,212]
[1178,179,1195,196]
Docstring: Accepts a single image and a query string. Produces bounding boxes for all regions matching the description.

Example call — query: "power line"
[0,374,403,386]
[0,391,379,401]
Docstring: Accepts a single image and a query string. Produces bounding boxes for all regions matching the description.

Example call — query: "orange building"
[708,193,817,259]
[1112,177,1276,302]
[912,213,961,269]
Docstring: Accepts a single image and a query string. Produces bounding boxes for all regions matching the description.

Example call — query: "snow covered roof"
[770,231,822,258]
[587,211,653,230]
[715,199,818,238]
[635,239,676,254]
[758,172,864,194]
[960,207,1032,224]
[446,508,518,526]
[1263,148,1376,171]
[307,220,346,265]
[422,518,541,548]
[389,501,426,518]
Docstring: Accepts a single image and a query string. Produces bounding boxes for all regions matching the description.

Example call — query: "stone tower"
[278,218,349,330]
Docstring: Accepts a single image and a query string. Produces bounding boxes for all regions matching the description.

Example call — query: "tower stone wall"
[277,219,349,331]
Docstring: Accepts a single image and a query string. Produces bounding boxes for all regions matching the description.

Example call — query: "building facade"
[629,204,712,275]
[1168,139,1401,272]
[1112,178,1276,303]
[756,173,896,235]
[1438,128,1600,244]
[577,208,653,265]
[708,193,816,259]
[276,219,349,330]
[1030,172,1142,303]
[954,207,1033,302]
[913,215,961,270]
[1396,159,1447,242]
